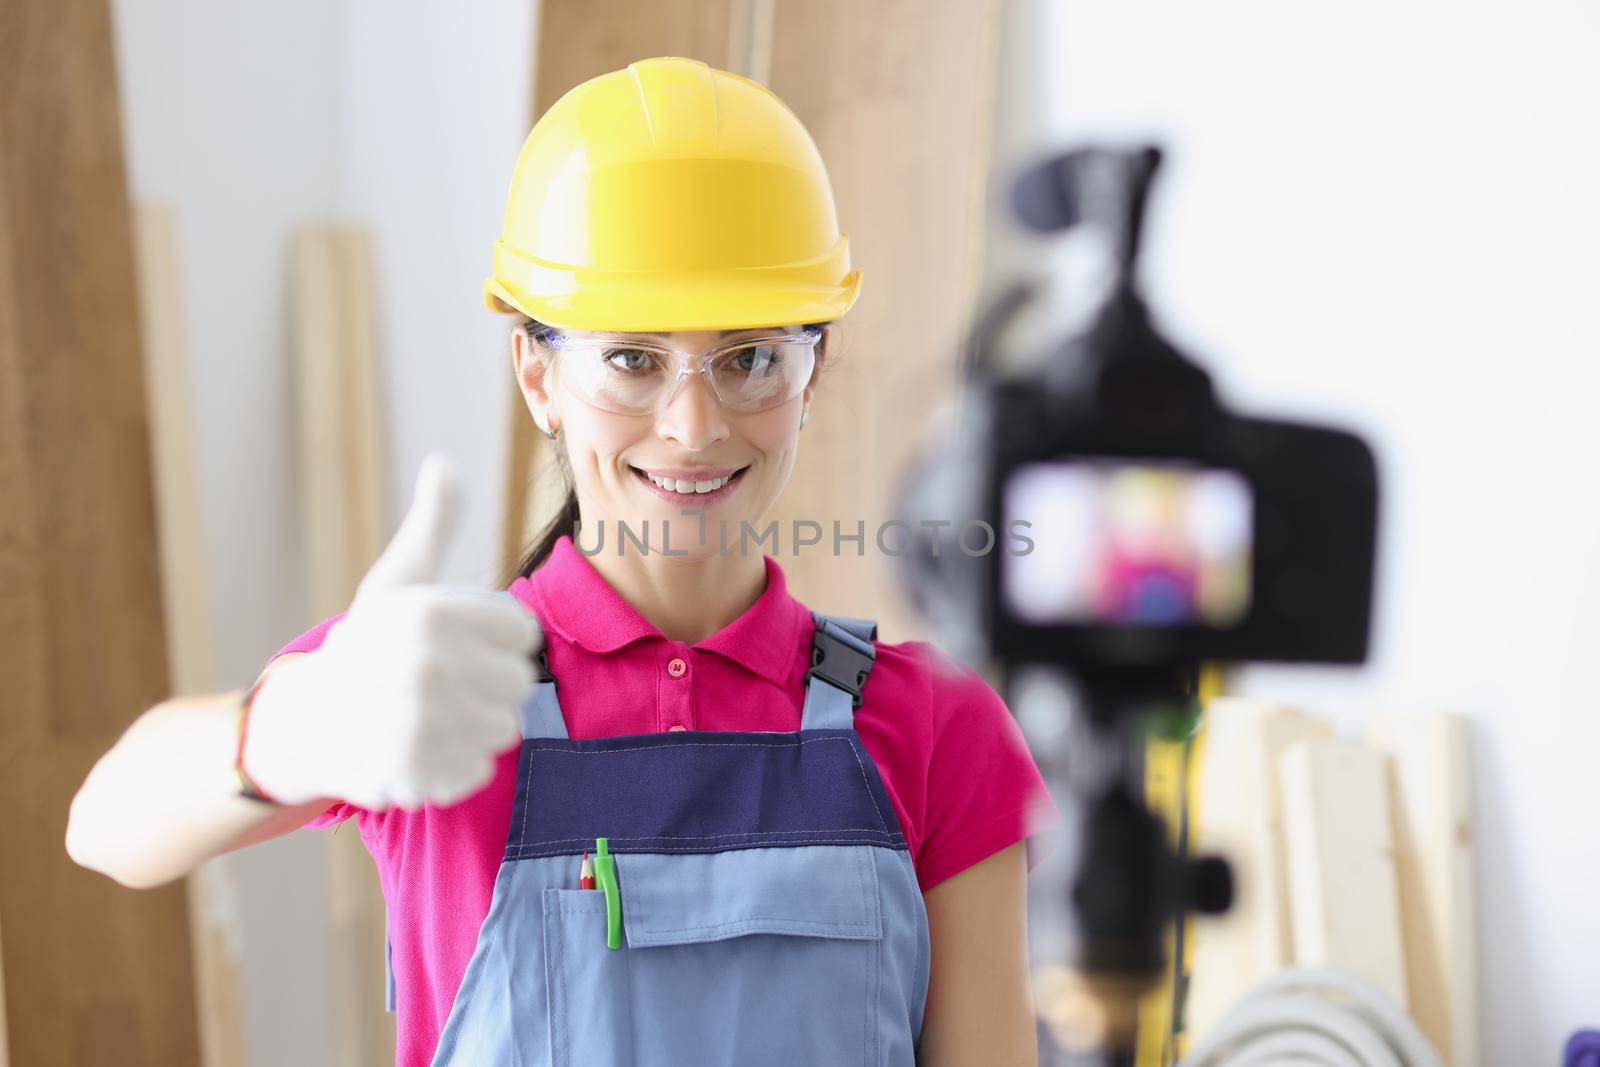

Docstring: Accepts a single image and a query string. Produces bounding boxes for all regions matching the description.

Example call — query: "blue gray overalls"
[409,606,931,1065]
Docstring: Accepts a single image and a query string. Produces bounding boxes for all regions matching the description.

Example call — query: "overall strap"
[520,681,567,740]
[799,612,878,731]
[384,929,396,1012]
[503,590,568,740]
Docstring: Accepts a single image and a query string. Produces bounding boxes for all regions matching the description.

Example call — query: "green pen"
[593,836,622,950]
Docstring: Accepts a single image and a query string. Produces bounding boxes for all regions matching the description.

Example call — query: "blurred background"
[3,0,1598,1065]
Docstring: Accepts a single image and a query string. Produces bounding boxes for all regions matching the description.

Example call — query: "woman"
[67,57,1054,1066]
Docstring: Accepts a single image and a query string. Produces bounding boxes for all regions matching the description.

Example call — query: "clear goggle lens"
[542,329,820,415]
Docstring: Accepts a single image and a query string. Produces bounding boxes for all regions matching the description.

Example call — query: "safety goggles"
[536,327,821,416]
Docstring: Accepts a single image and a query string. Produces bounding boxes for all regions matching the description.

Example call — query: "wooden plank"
[1185,697,1333,1041]
[764,0,1002,632]
[0,1,202,1063]
[725,0,775,83]
[1281,737,1409,1007]
[1367,712,1478,1067]
[133,201,250,1067]
[292,227,387,622]
[291,226,395,1067]
[131,206,217,697]
[0,915,8,1067]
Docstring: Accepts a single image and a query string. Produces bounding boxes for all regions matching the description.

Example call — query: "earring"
[799,409,810,430]
[536,414,559,440]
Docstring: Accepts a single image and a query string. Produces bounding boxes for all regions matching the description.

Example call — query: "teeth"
[643,470,733,494]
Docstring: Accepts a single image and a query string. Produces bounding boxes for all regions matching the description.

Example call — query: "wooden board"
[763,0,1002,635]
[291,226,395,1067]
[292,228,387,622]
[1367,712,1478,1067]
[1185,697,1333,1041]
[133,201,249,1067]
[0,1,202,1062]
[0,915,8,1067]
[1281,737,1409,1007]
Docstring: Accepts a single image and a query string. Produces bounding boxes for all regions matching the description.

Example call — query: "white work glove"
[243,453,544,810]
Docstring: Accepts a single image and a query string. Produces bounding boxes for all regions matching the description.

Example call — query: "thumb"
[355,452,460,598]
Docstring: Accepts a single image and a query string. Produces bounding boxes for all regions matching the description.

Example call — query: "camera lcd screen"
[1002,460,1253,627]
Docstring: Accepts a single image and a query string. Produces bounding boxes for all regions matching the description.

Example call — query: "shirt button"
[666,657,687,678]
[667,724,688,732]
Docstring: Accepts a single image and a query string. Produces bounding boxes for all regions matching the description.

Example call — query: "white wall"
[334,2,538,589]
[997,1,1600,1062]
[110,3,536,1063]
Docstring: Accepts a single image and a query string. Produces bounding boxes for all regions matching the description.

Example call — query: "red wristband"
[234,676,281,805]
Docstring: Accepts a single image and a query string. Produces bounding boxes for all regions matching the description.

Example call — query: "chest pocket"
[544,844,886,1067]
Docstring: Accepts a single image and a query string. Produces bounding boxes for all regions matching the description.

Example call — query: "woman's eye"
[731,344,784,374]
[601,347,657,373]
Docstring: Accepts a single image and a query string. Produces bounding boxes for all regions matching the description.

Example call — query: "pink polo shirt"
[263,534,1057,1067]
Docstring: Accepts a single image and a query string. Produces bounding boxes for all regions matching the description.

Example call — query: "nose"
[654,370,729,452]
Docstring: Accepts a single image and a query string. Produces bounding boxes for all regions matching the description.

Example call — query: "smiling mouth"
[629,465,750,496]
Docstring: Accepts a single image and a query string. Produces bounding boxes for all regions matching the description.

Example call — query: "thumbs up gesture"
[243,454,544,810]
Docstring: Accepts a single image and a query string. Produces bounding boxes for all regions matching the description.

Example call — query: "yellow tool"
[1137,663,1227,1066]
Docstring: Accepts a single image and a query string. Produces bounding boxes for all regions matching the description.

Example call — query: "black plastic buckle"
[531,646,554,685]
[806,616,876,709]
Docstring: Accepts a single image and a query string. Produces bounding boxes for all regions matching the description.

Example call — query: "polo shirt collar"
[518,534,804,687]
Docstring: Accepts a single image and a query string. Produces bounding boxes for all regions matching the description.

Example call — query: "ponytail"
[512,483,580,580]
[508,318,581,581]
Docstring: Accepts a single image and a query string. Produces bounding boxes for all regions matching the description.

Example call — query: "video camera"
[898,146,1378,677]
[893,145,1380,1060]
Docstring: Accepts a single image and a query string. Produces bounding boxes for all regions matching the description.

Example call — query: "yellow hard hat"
[484,56,861,332]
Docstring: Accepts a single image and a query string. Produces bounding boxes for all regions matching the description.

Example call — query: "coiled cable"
[1180,967,1444,1067]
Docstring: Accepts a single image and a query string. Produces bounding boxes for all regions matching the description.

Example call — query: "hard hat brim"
[484,266,861,332]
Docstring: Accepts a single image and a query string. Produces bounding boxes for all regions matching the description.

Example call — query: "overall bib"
[424,607,932,1066]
